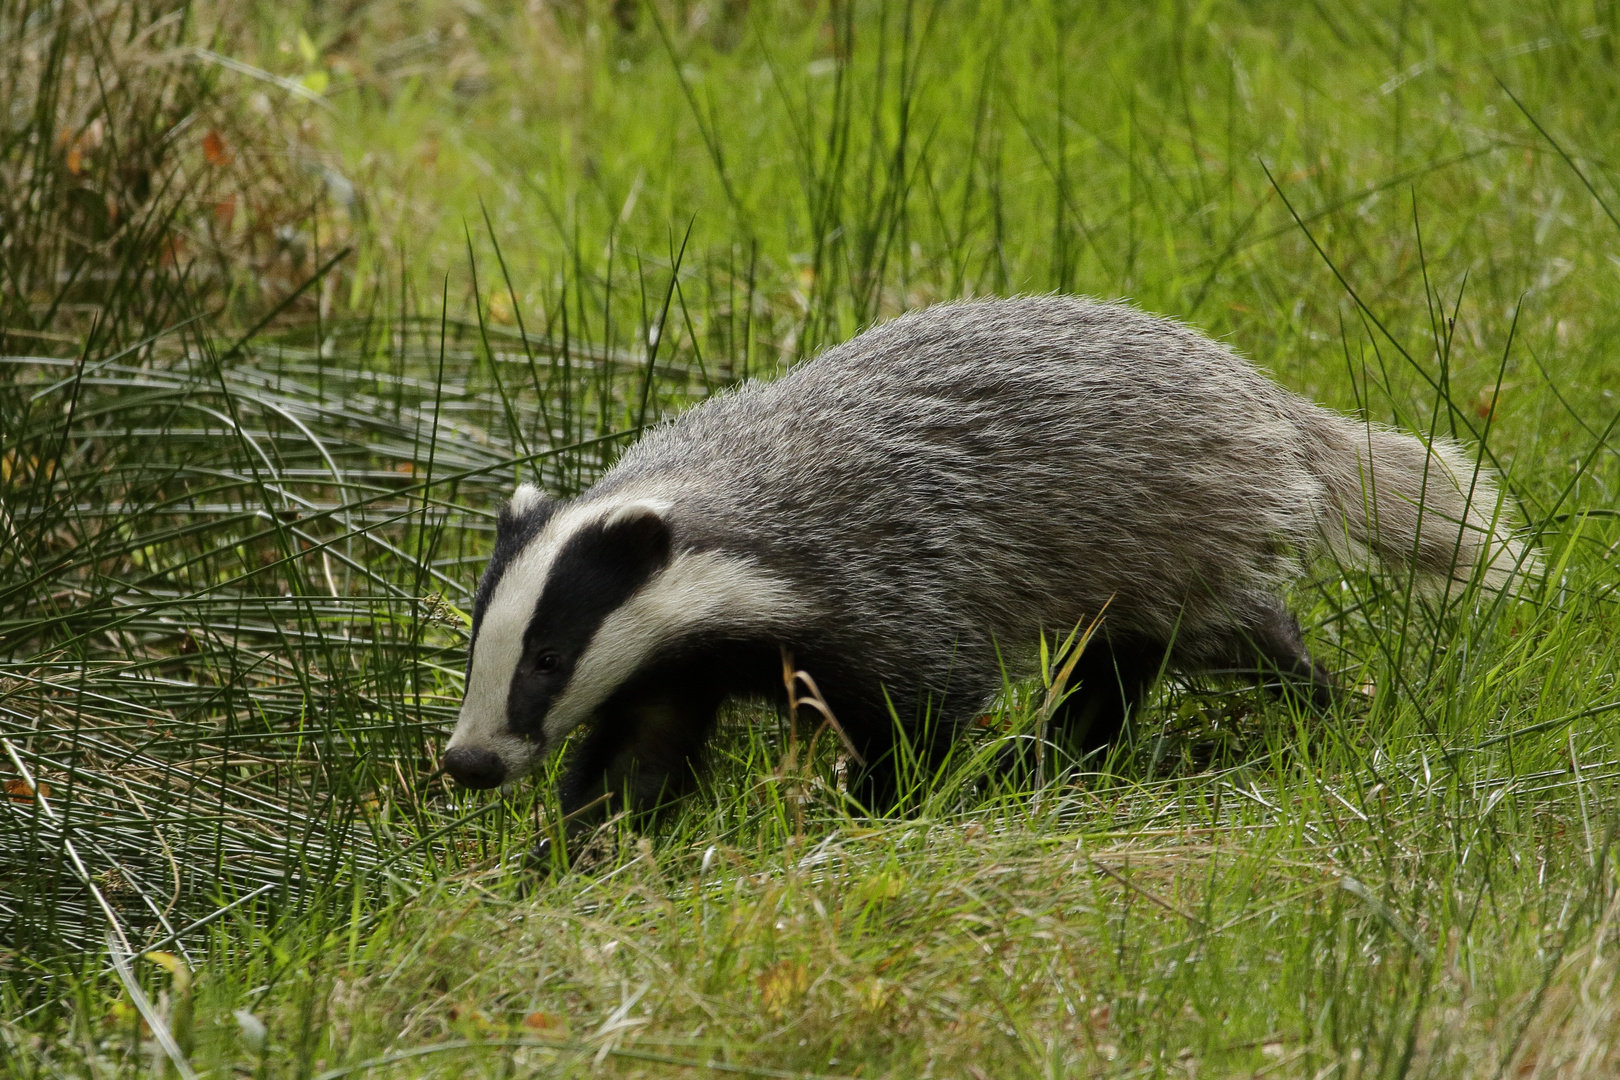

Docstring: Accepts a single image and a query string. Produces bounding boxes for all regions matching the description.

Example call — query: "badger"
[443,295,1528,836]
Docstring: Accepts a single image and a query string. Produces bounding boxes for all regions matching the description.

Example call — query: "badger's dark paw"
[523,834,572,877]
[522,823,618,879]
[1269,668,1341,712]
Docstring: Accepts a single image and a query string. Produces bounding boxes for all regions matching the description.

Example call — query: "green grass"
[4,0,1620,1076]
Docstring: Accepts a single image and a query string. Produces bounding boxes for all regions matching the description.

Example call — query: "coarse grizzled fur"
[443,295,1530,834]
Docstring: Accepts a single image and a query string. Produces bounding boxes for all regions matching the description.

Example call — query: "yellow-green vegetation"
[4,0,1620,1076]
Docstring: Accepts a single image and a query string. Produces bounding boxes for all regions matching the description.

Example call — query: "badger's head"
[442,483,674,788]
[443,482,800,790]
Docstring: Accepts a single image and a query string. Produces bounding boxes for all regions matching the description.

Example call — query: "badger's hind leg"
[986,636,1162,784]
[1048,634,1167,757]
[1205,601,1337,707]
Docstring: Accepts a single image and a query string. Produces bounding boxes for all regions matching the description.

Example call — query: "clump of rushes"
[0,0,350,361]
[4,1,1620,1077]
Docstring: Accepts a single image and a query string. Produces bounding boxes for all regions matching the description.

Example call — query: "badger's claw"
[523,834,571,877]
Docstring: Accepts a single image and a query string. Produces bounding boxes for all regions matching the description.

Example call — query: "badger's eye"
[533,651,559,674]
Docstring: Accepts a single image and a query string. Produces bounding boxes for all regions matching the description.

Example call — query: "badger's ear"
[498,483,551,539]
[600,501,672,570]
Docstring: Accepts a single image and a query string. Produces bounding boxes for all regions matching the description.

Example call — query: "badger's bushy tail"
[1300,411,1536,591]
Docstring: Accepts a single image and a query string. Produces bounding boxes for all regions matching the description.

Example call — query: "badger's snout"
[443,746,507,789]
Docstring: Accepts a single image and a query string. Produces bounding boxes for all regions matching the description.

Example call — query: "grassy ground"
[4,0,1620,1076]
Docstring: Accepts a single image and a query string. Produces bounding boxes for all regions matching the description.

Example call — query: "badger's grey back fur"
[602,296,1519,681]
[445,296,1528,823]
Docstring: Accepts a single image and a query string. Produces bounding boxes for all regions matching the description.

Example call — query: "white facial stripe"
[540,550,807,744]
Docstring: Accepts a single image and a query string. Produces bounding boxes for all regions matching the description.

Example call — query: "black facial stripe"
[504,518,669,737]
[532,524,664,637]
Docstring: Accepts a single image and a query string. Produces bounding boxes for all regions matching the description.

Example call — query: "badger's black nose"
[443,746,507,789]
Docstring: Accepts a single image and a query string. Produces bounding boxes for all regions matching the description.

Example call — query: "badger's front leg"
[535,683,724,870]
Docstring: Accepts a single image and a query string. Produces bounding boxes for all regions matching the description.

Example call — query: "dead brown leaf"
[202,130,232,167]
[7,778,51,803]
